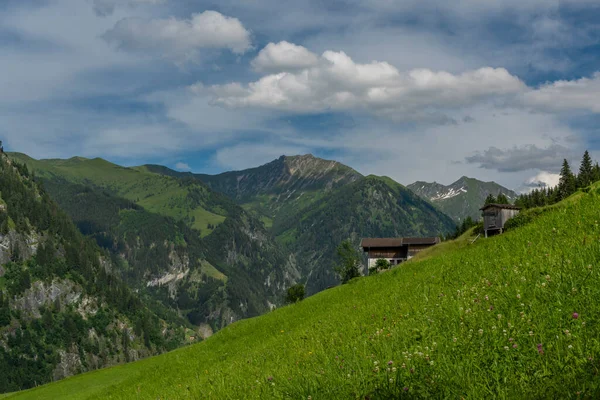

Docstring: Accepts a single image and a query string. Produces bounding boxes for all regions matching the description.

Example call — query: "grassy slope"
[7,154,226,236]
[7,186,600,398]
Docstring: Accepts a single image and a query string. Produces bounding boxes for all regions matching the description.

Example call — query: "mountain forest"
[1,148,599,398]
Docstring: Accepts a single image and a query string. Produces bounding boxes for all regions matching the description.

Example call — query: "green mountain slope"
[0,154,187,393]
[274,175,456,292]
[6,153,297,331]
[7,179,600,399]
[8,153,234,236]
[147,156,456,293]
[407,176,518,222]
[147,154,363,227]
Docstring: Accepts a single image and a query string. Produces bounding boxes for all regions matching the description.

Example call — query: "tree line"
[515,151,600,209]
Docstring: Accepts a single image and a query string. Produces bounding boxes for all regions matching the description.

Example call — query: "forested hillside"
[0,154,186,393]
[6,157,298,332]
[8,165,600,399]
[274,176,456,292]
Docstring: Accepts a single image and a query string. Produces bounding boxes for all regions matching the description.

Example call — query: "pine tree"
[484,194,496,205]
[593,162,600,183]
[558,159,577,200]
[578,150,594,188]
[496,193,509,204]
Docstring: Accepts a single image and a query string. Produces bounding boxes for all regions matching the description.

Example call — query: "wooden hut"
[361,237,440,269]
[480,203,521,237]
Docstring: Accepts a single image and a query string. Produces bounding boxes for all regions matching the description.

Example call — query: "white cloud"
[103,11,252,61]
[206,47,525,119]
[251,41,319,72]
[523,171,561,191]
[523,72,600,113]
[175,162,191,171]
[92,0,164,17]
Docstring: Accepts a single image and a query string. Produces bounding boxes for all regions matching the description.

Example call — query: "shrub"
[285,284,305,304]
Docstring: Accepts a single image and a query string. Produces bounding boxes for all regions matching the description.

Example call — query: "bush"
[334,240,361,284]
[285,284,305,304]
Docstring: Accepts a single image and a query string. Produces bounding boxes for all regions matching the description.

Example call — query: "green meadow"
[6,186,600,399]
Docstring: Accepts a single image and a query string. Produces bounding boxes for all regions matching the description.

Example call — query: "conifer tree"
[558,159,577,200]
[484,194,496,205]
[593,162,600,183]
[496,193,509,204]
[578,150,594,188]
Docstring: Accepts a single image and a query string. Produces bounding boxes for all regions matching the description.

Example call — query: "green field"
[5,185,600,398]
[7,153,230,233]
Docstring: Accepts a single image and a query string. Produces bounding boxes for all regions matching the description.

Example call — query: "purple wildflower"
[403,387,409,392]
[388,360,393,366]
[537,344,544,355]
[573,312,579,319]
[267,376,273,381]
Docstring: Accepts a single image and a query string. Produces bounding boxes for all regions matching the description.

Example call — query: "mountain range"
[2,150,517,389]
[407,176,518,222]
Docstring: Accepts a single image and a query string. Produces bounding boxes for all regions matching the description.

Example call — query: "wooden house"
[361,237,440,269]
[480,203,521,237]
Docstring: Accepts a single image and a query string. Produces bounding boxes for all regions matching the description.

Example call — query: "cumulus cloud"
[523,171,561,189]
[523,72,600,113]
[251,41,319,72]
[205,46,525,119]
[92,0,164,17]
[175,162,191,171]
[103,11,252,60]
[465,144,575,173]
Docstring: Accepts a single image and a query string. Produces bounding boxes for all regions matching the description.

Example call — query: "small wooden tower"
[480,203,521,237]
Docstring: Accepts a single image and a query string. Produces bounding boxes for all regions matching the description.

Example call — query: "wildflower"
[308,397,312,400]
[388,360,393,366]
[541,282,546,287]
[537,343,544,355]
[374,361,379,365]
[410,368,415,374]
[568,345,573,349]
[573,312,579,319]
[389,378,394,383]
[509,337,514,342]
[517,294,521,299]
[478,329,484,335]
[401,363,406,369]
[485,295,489,301]
[545,275,551,281]
[572,287,577,293]
[453,337,457,343]
[529,331,534,336]
[392,367,397,372]
[403,387,409,392]
[513,344,518,349]
[565,329,571,336]
[504,346,509,351]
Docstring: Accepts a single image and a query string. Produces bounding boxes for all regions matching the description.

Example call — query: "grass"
[5,187,600,398]
[199,261,227,282]
[410,227,478,262]
[7,153,228,233]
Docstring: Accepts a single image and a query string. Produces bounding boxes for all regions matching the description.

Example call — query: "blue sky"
[1,0,600,191]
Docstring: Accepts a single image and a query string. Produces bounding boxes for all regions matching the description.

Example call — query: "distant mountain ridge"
[407,176,518,222]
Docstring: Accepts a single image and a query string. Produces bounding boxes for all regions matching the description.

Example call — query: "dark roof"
[479,203,522,211]
[361,237,440,248]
